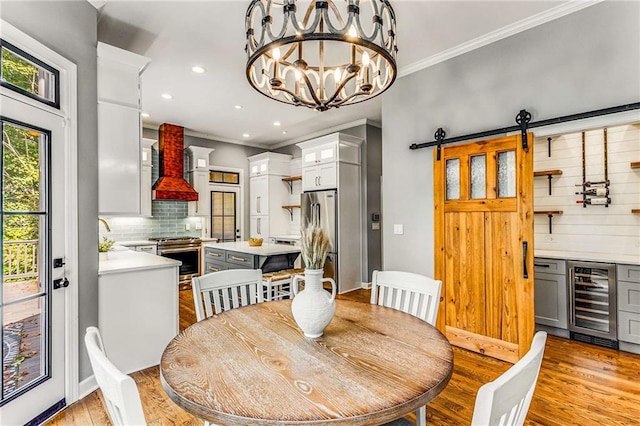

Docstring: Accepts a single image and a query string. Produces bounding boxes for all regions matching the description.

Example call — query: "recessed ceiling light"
[234,105,243,110]
[191,66,206,74]
[141,112,150,118]
[242,133,250,138]
[273,121,281,126]
[161,93,173,100]
[282,130,288,135]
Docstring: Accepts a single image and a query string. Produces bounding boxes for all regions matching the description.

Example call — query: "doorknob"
[53,277,70,290]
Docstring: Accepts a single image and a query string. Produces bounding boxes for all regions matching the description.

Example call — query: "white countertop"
[535,249,640,265]
[203,241,301,256]
[99,250,181,275]
[117,240,157,246]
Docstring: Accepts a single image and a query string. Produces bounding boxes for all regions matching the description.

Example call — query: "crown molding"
[399,0,604,79]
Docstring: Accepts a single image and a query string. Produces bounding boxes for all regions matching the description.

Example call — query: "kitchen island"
[202,241,300,274]
[99,250,180,374]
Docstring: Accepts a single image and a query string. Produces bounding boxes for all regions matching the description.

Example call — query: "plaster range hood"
[152,123,199,201]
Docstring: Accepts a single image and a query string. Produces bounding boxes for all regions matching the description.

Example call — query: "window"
[209,170,239,184]
[0,39,59,108]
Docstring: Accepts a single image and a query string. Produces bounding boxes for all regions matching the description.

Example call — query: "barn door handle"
[522,241,529,279]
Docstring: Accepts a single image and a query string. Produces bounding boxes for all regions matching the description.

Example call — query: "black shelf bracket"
[284,180,293,193]
[547,137,552,157]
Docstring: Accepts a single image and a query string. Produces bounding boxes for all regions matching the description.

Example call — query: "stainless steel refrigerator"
[301,190,338,287]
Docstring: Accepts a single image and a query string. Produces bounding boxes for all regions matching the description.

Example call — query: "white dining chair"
[372,270,442,426]
[192,269,264,321]
[471,331,548,426]
[84,327,147,426]
[371,270,442,326]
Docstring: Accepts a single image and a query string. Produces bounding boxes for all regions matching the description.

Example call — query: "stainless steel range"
[150,237,202,288]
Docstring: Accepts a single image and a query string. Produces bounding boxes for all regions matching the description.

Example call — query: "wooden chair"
[371,270,442,326]
[371,270,442,426]
[471,331,548,426]
[84,327,146,426]
[192,269,263,321]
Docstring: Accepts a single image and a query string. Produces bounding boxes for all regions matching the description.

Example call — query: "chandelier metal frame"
[245,0,398,111]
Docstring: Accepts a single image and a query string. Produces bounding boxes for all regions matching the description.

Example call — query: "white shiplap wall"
[534,123,640,258]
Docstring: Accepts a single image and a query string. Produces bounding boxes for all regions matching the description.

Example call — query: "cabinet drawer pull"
[230,256,247,262]
[208,266,220,272]
[534,263,550,268]
[208,252,221,257]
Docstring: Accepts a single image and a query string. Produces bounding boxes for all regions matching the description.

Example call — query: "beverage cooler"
[568,261,618,348]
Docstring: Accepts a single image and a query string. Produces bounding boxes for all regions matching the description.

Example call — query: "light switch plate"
[393,224,403,235]
[372,222,380,230]
[185,223,191,231]
[195,222,202,230]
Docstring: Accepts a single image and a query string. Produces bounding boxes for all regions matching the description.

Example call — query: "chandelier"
[245,0,397,112]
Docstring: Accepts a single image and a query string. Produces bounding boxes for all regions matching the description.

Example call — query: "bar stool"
[262,268,305,301]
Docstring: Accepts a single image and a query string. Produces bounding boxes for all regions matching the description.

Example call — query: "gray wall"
[2,1,99,381]
[381,1,640,276]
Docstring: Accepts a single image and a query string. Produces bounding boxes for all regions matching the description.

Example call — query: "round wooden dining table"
[160,300,453,426]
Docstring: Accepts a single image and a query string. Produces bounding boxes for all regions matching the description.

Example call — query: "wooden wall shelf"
[534,170,563,195]
[282,205,301,220]
[632,209,640,214]
[534,210,563,234]
[631,162,640,169]
[282,175,302,193]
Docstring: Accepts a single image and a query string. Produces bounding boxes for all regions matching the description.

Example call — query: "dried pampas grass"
[300,225,331,269]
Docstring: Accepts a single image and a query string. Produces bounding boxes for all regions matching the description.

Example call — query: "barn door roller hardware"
[410,102,640,153]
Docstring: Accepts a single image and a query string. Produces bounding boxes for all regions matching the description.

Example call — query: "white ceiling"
[96,0,585,148]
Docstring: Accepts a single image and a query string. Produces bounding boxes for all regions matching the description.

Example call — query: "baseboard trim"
[361,281,372,289]
[78,375,98,399]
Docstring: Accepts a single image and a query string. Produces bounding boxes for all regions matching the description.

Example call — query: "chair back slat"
[370,270,442,326]
[192,269,263,321]
[471,331,548,426]
[84,327,147,426]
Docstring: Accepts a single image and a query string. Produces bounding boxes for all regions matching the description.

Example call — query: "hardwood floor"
[47,288,640,425]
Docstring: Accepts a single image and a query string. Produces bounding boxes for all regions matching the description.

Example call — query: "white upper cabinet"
[247,152,292,239]
[140,138,155,217]
[297,133,362,192]
[97,42,150,215]
[186,146,215,217]
[248,152,292,177]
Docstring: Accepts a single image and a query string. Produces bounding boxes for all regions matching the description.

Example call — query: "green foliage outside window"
[2,47,44,280]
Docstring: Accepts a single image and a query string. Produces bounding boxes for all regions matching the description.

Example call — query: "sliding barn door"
[434,134,534,363]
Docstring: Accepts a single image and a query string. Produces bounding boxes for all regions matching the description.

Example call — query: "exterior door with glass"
[210,187,239,242]
[434,134,534,363]
[1,95,67,424]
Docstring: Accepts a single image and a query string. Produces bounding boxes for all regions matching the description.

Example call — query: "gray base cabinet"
[203,247,297,274]
[617,264,640,346]
[534,258,568,330]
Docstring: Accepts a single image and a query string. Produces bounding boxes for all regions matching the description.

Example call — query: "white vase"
[98,251,108,261]
[291,268,337,338]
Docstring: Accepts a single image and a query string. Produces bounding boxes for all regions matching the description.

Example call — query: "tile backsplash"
[100,201,203,242]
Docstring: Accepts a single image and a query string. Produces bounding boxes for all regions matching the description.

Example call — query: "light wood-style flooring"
[47,288,640,425]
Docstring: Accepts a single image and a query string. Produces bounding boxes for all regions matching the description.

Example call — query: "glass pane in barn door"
[497,150,516,198]
[445,158,460,200]
[470,155,486,199]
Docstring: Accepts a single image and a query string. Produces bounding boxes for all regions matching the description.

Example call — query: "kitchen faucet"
[98,217,111,232]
